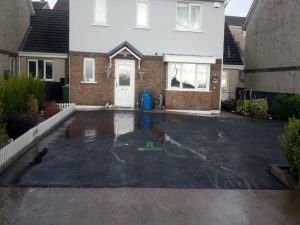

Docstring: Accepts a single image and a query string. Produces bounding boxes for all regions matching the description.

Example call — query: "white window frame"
[82,58,96,83]
[93,0,109,26]
[27,59,54,81]
[135,0,150,29]
[10,57,16,74]
[44,60,54,81]
[175,1,203,32]
[28,59,38,78]
[221,71,229,92]
[167,63,210,92]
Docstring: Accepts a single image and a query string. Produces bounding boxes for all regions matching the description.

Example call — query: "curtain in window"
[176,3,189,29]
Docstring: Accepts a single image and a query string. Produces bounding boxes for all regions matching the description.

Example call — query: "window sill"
[165,89,211,93]
[81,81,97,84]
[134,26,151,30]
[173,28,204,33]
[41,79,54,82]
[91,23,109,27]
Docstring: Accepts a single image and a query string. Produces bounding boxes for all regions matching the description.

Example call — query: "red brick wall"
[69,52,113,105]
[69,52,166,106]
[211,59,222,110]
[70,51,221,110]
[165,90,212,110]
[165,59,222,110]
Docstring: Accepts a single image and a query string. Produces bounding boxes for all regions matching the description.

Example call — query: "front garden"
[0,76,61,148]
[222,92,300,188]
[222,93,300,120]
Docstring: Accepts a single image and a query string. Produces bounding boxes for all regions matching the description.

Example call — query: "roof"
[243,0,257,30]
[32,1,49,10]
[225,16,246,27]
[53,0,69,11]
[223,23,244,66]
[20,9,69,54]
[108,41,144,59]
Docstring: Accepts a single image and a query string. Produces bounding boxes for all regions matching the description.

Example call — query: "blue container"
[141,91,152,110]
[141,112,151,129]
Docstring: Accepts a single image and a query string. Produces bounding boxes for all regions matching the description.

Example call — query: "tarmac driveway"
[0,110,287,189]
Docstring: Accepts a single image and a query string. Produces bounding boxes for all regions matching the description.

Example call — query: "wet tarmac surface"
[0,110,287,189]
[1,188,300,225]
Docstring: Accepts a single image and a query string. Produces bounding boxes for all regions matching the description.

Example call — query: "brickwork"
[165,59,222,110]
[70,51,221,110]
[165,90,212,110]
[70,52,166,106]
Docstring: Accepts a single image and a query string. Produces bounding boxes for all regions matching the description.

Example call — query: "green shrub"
[27,95,39,114]
[249,99,269,118]
[271,94,300,120]
[236,100,244,113]
[236,100,251,114]
[289,94,300,119]
[0,76,44,120]
[243,100,251,113]
[279,118,300,182]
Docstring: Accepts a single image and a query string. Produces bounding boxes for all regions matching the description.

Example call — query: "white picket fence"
[0,103,76,172]
[58,103,75,110]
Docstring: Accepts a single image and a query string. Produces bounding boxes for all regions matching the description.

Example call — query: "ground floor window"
[28,59,53,81]
[83,58,95,82]
[167,63,210,91]
[221,71,228,91]
[9,57,16,74]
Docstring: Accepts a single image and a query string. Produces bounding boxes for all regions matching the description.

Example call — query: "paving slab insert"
[0,110,287,189]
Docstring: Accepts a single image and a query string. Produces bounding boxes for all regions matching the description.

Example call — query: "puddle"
[0,110,287,190]
[29,148,48,167]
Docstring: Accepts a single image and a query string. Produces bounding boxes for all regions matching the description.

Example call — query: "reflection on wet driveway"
[0,110,287,189]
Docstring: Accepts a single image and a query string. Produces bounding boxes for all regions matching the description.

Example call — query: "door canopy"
[108,41,144,69]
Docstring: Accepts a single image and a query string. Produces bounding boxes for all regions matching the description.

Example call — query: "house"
[18,4,69,101]
[225,16,246,62]
[242,0,300,95]
[53,0,69,11]
[0,0,34,77]
[32,0,50,10]
[222,23,244,100]
[69,0,225,112]
[19,9,69,82]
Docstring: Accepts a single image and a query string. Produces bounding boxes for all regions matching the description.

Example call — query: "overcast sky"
[40,0,253,17]
[225,0,253,17]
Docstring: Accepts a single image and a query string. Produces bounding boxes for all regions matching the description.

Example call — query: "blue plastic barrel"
[141,91,152,110]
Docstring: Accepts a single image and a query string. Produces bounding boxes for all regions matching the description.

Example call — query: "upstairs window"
[94,0,107,25]
[136,0,149,28]
[176,2,201,31]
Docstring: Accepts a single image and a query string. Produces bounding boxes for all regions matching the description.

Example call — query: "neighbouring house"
[222,23,244,100]
[19,7,69,101]
[225,16,246,62]
[0,0,34,77]
[242,0,300,95]
[32,0,50,10]
[53,0,69,11]
[69,0,225,112]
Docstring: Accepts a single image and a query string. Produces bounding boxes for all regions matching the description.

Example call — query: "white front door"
[115,60,135,108]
